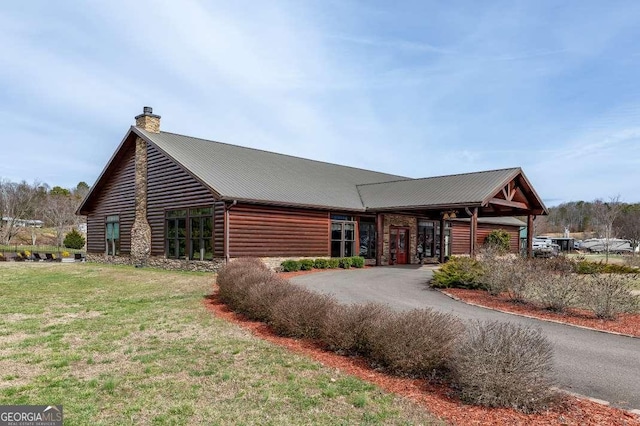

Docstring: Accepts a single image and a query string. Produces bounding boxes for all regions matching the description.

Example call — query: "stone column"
[131,137,151,266]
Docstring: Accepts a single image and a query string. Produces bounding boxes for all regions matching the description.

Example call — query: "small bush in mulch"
[243,276,293,322]
[216,258,272,312]
[351,256,365,268]
[328,258,340,269]
[483,229,510,254]
[451,321,557,413]
[580,273,640,319]
[320,302,390,356]
[313,258,330,269]
[339,257,352,269]
[299,259,314,271]
[269,288,337,339]
[531,271,582,312]
[368,309,463,377]
[432,257,484,289]
[280,260,301,272]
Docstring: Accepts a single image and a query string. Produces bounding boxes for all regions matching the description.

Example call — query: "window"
[359,218,376,259]
[331,214,355,257]
[105,215,120,255]
[166,207,213,260]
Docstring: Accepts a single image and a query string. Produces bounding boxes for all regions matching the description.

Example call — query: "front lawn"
[0,263,438,425]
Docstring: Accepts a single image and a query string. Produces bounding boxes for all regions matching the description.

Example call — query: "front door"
[390,227,410,264]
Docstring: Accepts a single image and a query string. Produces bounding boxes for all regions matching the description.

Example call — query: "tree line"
[537,197,640,252]
[0,179,89,246]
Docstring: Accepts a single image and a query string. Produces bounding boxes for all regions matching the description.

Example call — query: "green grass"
[0,263,440,425]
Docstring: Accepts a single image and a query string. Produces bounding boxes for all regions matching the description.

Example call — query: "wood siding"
[229,204,330,257]
[86,143,136,253]
[146,143,219,256]
[451,222,521,255]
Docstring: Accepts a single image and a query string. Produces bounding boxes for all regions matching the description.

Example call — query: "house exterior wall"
[228,204,330,258]
[146,143,222,257]
[86,139,224,261]
[450,222,521,255]
[85,143,136,254]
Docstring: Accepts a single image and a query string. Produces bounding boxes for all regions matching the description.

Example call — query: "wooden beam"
[439,216,446,263]
[376,213,384,266]
[470,207,478,259]
[527,215,534,258]
[489,198,528,210]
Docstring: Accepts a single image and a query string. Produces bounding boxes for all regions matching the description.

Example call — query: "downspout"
[224,200,238,263]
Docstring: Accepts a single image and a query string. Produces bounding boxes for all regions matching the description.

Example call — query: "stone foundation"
[86,253,224,272]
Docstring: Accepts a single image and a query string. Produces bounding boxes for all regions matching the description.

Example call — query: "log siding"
[86,143,136,253]
[451,222,521,255]
[228,204,330,258]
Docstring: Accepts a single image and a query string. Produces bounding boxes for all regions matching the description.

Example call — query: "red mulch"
[203,291,639,426]
[443,288,640,338]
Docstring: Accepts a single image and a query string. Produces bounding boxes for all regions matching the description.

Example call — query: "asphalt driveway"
[291,266,640,412]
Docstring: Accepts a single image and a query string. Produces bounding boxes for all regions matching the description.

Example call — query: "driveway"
[291,266,640,412]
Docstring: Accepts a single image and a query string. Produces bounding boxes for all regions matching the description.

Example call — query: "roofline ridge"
[356,166,522,188]
[154,130,408,180]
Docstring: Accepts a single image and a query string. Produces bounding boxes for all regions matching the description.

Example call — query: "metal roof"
[356,168,521,210]
[138,128,407,211]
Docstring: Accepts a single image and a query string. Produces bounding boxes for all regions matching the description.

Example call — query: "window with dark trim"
[105,215,120,255]
[331,214,355,257]
[358,218,376,259]
[165,207,213,260]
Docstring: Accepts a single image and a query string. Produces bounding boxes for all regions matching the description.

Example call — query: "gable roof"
[79,126,547,215]
[137,128,406,211]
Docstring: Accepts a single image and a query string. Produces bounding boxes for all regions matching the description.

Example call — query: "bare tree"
[591,196,623,263]
[42,190,79,247]
[0,179,42,245]
[615,203,640,257]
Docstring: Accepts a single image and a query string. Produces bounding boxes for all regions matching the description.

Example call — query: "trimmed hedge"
[314,258,330,269]
[281,260,301,272]
[216,258,559,413]
[299,259,314,271]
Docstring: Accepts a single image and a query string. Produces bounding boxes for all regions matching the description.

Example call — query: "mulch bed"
[204,290,639,426]
[443,288,640,338]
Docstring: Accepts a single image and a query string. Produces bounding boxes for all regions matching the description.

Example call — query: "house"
[77,107,547,271]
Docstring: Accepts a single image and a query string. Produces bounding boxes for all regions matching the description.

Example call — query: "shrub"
[351,256,365,268]
[339,257,352,269]
[280,260,301,272]
[484,229,510,254]
[368,308,463,377]
[243,276,293,322]
[320,302,390,355]
[313,258,330,269]
[299,259,314,271]
[531,271,581,312]
[63,228,86,249]
[580,274,640,319]
[432,257,484,289]
[328,258,340,269]
[575,260,638,275]
[216,258,273,311]
[269,288,337,339]
[451,321,557,413]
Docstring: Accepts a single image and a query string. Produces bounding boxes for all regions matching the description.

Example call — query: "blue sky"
[1,1,639,206]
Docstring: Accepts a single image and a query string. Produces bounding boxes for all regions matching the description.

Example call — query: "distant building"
[1,217,44,228]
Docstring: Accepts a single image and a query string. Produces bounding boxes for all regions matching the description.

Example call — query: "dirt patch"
[443,288,640,338]
[203,291,640,426]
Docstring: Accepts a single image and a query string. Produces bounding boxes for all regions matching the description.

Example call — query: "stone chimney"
[130,107,154,266]
[135,106,161,133]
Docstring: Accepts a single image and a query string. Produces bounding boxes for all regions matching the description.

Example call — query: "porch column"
[470,207,478,258]
[527,215,534,258]
[439,216,446,263]
[376,213,384,266]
